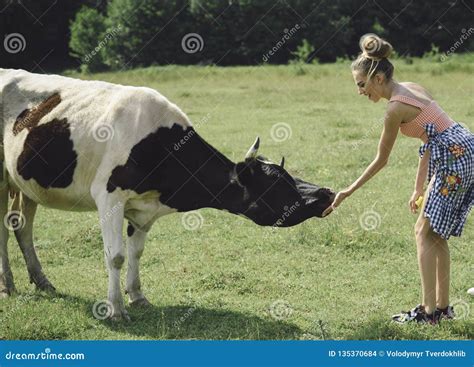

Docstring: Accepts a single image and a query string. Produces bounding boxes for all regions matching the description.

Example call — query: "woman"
[331,34,473,324]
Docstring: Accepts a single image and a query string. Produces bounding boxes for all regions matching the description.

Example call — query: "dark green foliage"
[102,0,192,69]
[0,1,473,71]
[69,7,107,72]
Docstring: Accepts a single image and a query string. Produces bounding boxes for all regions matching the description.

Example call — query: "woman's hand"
[408,188,424,214]
[331,187,353,209]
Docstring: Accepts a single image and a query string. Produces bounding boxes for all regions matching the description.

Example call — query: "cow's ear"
[280,156,285,169]
[234,162,253,186]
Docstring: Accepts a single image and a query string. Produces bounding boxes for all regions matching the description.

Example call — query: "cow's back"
[0,69,191,211]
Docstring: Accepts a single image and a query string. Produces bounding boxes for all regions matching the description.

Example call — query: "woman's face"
[352,70,383,103]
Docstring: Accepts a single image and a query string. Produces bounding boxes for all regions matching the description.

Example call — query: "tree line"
[0,0,472,72]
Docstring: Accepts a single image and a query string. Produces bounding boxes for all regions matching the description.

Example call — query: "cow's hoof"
[129,297,152,308]
[36,279,56,294]
[0,285,17,298]
[110,310,131,322]
[0,289,11,299]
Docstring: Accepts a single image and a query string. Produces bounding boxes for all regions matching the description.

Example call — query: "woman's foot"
[435,305,455,320]
[392,304,438,325]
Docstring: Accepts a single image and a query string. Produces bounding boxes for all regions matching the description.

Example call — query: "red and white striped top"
[390,95,455,142]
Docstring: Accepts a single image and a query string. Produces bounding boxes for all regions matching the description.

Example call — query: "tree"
[102,0,191,69]
[69,6,107,72]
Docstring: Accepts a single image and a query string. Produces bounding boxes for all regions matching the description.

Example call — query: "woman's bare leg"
[414,177,438,315]
[434,232,450,309]
[415,215,437,315]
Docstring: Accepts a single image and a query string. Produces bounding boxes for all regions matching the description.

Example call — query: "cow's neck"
[107,124,246,214]
[159,126,245,213]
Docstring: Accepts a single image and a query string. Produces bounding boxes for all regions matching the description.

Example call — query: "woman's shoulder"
[388,82,435,123]
[390,82,433,108]
[399,81,420,88]
[398,82,433,100]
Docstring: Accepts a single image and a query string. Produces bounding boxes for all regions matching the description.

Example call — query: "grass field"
[1,54,473,340]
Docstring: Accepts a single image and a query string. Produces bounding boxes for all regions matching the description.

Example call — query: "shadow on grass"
[1,290,301,339]
[106,304,302,339]
[346,316,474,340]
[43,292,301,339]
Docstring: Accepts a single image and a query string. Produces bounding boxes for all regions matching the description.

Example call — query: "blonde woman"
[331,34,473,324]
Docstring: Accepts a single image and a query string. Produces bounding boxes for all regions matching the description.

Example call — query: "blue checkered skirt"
[419,123,474,239]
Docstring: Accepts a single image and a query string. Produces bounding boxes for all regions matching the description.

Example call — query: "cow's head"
[230,138,335,227]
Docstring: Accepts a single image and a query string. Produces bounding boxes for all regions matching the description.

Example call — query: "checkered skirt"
[419,123,474,239]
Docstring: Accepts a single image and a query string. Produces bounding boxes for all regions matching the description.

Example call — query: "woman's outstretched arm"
[332,104,402,208]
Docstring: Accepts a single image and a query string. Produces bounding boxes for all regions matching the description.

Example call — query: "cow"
[0,69,334,320]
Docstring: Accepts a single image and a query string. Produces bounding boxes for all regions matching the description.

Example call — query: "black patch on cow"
[127,222,135,237]
[107,123,238,212]
[17,118,77,188]
[13,93,61,135]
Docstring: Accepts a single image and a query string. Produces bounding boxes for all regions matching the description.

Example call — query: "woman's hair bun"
[359,33,393,60]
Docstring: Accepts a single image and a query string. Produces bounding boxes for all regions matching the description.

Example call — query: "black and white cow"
[0,69,334,320]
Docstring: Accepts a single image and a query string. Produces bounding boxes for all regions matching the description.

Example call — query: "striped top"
[390,95,455,142]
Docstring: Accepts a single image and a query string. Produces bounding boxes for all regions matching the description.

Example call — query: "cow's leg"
[12,194,55,292]
[94,192,128,321]
[0,178,15,297]
[125,223,151,307]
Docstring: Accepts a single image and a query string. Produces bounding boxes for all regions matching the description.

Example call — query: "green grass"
[1,54,473,340]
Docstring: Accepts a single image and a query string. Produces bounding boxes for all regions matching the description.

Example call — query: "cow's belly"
[7,173,96,211]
